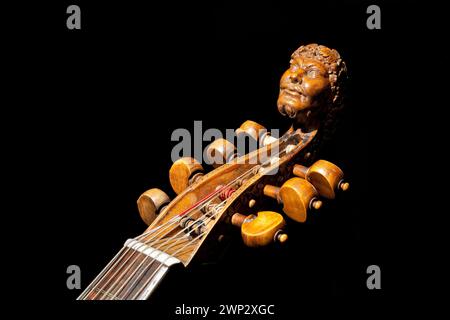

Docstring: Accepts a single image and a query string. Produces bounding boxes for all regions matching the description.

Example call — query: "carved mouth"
[278,86,311,119]
[283,88,302,98]
[282,83,305,97]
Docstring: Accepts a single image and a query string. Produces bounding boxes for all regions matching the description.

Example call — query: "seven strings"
[78,131,298,300]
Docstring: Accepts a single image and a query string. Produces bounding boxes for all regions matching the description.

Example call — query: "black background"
[6,0,422,316]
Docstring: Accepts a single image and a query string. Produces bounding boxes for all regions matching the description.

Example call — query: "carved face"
[277,56,330,120]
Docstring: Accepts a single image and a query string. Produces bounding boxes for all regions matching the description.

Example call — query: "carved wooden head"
[277,44,347,130]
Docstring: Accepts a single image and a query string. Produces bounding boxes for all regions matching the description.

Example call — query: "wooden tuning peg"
[205,138,237,168]
[235,120,267,142]
[264,177,322,223]
[137,188,170,225]
[259,132,279,147]
[169,157,204,194]
[231,211,287,247]
[293,159,349,199]
[235,120,279,148]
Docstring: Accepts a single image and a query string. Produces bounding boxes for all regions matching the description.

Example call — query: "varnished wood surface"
[235,120,267,141]
[279,177,319,223]
[205,138,237,167]
[137,188,170,226]
[241,211,286,247]
[169,157,204,195]
[293,160,348,199]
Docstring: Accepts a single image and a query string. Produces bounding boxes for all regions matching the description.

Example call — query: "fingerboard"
[79,240,181,300]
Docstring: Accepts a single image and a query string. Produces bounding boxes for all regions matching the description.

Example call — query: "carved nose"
[290,70,304,83]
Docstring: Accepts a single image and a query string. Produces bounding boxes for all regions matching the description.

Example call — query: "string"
[88,205,202,299]
[77,217,182,299]
[77,214,189,299]
[127,227,209,299]
[117,197,227,300]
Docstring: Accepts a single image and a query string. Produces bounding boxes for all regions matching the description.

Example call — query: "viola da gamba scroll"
[77,43,349,300]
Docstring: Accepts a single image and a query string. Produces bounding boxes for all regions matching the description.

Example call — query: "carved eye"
[307,69,321,78]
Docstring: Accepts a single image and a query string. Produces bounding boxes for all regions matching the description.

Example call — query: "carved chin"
[277,90,312,118]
